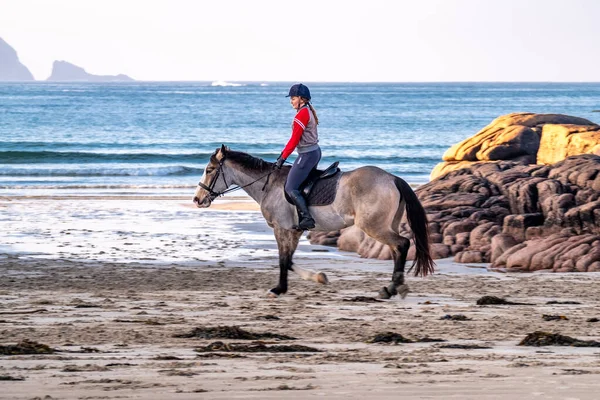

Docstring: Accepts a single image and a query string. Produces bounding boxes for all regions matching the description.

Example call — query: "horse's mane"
[224,150,274,173]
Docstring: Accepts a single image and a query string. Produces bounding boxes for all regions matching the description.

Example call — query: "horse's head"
[193,145,230,208]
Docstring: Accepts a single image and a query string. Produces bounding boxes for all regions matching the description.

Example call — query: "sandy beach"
[2,195,600,399]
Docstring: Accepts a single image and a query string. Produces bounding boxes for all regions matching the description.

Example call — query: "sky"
[0,0,598,82]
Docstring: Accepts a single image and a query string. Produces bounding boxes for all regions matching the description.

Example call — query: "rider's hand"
[275,156,285,169]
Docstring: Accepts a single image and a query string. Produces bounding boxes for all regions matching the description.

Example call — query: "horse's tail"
[394,177,435,276]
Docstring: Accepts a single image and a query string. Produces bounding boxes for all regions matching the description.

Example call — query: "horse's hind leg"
[358,225,411,299]
[378,237,410,299]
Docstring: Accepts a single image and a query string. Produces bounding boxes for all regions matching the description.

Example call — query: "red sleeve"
[281,107,310,159]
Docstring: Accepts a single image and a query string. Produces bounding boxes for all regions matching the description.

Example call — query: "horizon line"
[2,80,600,84]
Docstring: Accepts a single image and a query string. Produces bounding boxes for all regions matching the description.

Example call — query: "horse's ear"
[216,144,228,161]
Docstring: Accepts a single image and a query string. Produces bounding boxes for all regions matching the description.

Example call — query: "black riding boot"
[289,190,316,230]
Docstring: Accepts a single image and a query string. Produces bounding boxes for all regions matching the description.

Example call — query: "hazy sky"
[1,0,598,82]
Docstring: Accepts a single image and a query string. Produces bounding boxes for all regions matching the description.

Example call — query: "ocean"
[1,81,600,196]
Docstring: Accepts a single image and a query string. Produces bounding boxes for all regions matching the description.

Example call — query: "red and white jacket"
[281,104,319,159]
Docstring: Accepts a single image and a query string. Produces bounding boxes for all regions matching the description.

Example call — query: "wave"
[0,184,196,189]
[0,166,202,177]
[211,80,244,87]
[1,150,440,164]
[0,151,221,164]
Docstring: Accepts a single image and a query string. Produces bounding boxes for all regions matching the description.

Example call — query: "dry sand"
[2,197,600,399]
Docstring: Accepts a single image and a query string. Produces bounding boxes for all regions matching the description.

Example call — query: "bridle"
[197,155,274,201]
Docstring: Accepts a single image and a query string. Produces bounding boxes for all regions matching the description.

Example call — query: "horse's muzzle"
[193,196,211,208]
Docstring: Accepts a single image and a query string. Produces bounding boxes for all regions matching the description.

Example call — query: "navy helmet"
[286,83,311,100]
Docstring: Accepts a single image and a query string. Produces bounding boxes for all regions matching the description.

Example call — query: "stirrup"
[293,216,315,231]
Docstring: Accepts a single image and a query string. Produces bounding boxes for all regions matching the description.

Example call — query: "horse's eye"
[206,168,214,173]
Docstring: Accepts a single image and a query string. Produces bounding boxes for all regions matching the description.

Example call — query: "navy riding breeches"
[284,147,321,195]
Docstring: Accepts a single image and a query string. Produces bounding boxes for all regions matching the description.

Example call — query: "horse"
[193,145,434,299]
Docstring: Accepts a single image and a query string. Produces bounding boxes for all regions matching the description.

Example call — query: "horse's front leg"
[268,227,302,297]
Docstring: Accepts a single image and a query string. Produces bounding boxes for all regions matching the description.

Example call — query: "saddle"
[285,162,342,206]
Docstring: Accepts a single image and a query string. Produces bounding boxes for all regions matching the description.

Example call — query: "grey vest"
[295,104,319,154]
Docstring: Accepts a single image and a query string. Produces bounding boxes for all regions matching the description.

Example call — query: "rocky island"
[46,60,134,82]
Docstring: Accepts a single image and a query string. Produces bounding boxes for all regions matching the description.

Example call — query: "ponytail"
[305,100,319,125]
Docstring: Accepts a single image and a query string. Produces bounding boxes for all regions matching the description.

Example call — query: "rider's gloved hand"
[275,155,285,169]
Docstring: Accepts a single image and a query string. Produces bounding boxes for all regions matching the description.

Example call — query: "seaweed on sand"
[519,331,600,347]
[173,326,295,340]
[367,332,413,344]
[476,296,533,305]
[194,341,320,353]
[440,314,472,321]
[542,315,568,321]
[343,296,383,303]
[367,332,446,344]
[0,340,54,356]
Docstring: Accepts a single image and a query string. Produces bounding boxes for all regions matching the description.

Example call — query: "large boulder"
[537,124,600,165]
[431,113,599,180]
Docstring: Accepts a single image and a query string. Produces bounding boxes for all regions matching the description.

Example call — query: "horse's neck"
[227,164,268,205]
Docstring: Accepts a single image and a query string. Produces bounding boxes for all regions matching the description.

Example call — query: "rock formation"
[431,113,600,180]
[308,113,600,273]
[0,37,34,81]
[47,61,134,82]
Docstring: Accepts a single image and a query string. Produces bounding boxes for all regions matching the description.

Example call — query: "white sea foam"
[155,90,196,94]
[211,80,244,87]
[0,198,280,265]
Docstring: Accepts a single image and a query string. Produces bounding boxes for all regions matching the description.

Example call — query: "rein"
[197,156,273,200]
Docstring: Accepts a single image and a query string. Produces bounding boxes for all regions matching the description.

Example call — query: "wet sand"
[2,196,600,399]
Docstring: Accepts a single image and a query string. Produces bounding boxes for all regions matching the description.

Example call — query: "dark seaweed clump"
[194,341,320,353]
[476,296,533,306]
[0,340,54,356]
[368,332,413,344]
[343,296,383,303]
[542,315,568,321]
[0,375,25,381]
[440,314,472,321]
[173,326,295,341]
[519,331,600,347]
[367,332,446,344]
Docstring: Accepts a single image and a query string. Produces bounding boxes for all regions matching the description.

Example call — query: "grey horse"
[194,145,434,299]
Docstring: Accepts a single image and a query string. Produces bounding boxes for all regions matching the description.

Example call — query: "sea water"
[1,81,600,196]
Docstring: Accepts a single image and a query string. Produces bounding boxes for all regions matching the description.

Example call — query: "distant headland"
[0,37,35,81]
[47,60,134,82]
[0,37,134,82]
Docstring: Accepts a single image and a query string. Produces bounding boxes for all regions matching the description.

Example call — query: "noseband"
[197,155,274,200]
[197,158,228,200]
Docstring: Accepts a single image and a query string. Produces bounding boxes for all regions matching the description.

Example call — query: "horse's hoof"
[267,290,280,298]
[377,287,392,299]
[397,284,409,299]
[316,272,329,285]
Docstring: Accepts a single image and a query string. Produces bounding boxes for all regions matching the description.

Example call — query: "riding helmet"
[286,83,311,100]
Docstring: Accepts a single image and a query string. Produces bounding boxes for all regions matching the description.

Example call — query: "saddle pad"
[307,172,342,206]
[285,172,343,206]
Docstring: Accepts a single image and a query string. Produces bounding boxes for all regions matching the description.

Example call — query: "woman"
[275,83,321,230]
